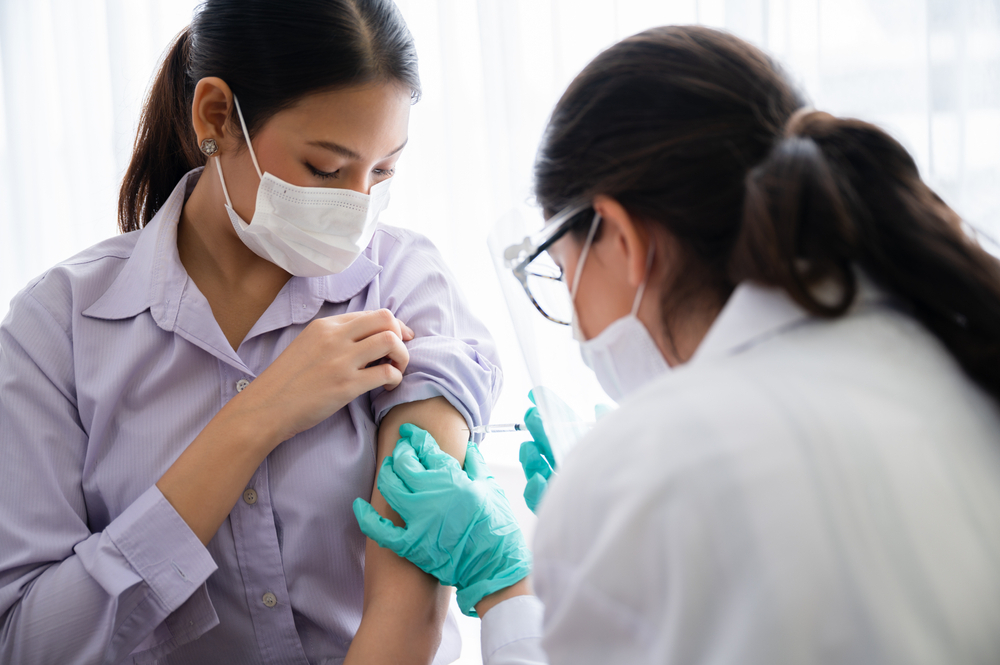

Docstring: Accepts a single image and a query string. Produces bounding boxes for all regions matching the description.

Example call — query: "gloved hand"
[519,389,556,514]
[353,424,532,617]
[518,388,614,513]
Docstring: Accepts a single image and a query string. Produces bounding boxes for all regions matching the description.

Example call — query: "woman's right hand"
[157,308,413,546]
[240,308,414,445]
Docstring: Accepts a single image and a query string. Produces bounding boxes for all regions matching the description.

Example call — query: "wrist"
[474,577,533,618]
[219,391,285,455]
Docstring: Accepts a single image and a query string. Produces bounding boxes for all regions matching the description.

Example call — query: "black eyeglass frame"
[502,202,594,325]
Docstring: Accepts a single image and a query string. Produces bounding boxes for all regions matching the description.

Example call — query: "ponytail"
[118,28,204,233]
[733,110,1000,399]
[535,26,1000,398]
[118,28,205,233]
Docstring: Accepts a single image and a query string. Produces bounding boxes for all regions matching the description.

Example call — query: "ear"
[191,77,235,150]
[592,195,648,289]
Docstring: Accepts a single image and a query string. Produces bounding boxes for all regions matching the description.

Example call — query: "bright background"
[2,1,999,663]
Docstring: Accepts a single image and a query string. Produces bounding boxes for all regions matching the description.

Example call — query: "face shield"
[488,205,616,464]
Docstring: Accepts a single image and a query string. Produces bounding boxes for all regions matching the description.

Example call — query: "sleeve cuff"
[106,485,218,612]
[375,373,475,429]
[480,595,546,664]
[371,336,502,433]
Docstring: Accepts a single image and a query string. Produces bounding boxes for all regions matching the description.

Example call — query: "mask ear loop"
[214,158,234,208]
[232,95,263,179]
[630,242,656,317]
[214,94,262,210]
[570,212,602,303]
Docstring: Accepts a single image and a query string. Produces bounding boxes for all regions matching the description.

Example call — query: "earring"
[200,138,219,156]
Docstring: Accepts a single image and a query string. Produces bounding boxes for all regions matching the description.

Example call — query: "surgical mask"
[214,95,391,277]
[569,213,669,402]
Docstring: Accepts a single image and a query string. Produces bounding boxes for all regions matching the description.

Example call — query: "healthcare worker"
[354,25,1000,664]
[0,1,500,663]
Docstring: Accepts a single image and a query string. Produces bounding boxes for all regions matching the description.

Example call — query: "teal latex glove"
[518,388,614,513]
[519,389,556,514]
[352,424,532,617]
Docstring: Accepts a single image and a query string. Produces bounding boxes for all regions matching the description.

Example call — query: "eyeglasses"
[503,203,595,325]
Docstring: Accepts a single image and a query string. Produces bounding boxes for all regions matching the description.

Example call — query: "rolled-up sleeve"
[0,289,218,665]
[368,228,503,431]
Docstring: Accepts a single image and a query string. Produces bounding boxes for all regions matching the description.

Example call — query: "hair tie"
[783,107,835,139]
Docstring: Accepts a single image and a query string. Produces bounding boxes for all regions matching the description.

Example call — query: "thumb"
[523,473,548,514]
[462,443,492,481]
[519,439,554,481]
[523,406,554,463]
[353,498,409,555]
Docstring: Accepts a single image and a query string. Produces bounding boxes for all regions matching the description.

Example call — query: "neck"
[177,162,290,291]
[639,285,724,367]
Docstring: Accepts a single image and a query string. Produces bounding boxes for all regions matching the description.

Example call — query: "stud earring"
[200,138,219,156]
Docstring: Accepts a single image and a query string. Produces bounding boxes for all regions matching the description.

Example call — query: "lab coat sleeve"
[0,288,219,665]
[480,596,549,665]
[368,227,503,431]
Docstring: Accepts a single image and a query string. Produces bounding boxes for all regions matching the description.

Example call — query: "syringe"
[464,423,528,435]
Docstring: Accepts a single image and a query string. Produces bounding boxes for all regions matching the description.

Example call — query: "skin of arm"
[345,396,470,665]
[154,390,283,545]
[474,578,534,618]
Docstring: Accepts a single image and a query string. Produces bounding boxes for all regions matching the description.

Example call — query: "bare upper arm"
[377,395,469,469]
[346,396,469,664]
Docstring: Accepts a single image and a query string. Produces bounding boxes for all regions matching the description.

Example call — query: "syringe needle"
[462,423,528,434]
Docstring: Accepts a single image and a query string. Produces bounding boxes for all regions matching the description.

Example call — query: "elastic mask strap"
[630,242,656,317]
[232,95,263,179]
[215,157,234,208]
[570,212,602,303]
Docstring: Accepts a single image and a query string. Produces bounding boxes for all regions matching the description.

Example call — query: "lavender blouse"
[0,168,502,664]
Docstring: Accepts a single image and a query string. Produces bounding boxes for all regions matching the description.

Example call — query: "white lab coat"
[481,278,1000,664]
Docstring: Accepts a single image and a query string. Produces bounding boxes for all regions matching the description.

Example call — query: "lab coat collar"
[83,168,382,326]
[690,272,890,366]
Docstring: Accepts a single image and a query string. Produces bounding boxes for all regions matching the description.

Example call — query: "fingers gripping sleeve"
[368,229,503,430]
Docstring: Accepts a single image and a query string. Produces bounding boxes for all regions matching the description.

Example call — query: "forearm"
[2,546,141,664]
[346,396,468,664]
[0,487,217,664]
[156,390,281,545]
[345,539,450,664]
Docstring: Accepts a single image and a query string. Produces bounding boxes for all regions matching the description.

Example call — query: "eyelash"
[306,164,395,179]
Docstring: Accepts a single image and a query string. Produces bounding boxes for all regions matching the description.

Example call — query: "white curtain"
[2,2,999,662]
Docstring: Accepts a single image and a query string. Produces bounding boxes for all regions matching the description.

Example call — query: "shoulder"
[553,363,788,505]
[368,224,442,265]
[7,232,140,334]
[367,224,456,291]
[541,304,996,543]
[370,224,436,252]
[560,306,961,486]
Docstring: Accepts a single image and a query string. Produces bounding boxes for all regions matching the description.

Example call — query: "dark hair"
[535,25,1000,399]
[119,0,420,233]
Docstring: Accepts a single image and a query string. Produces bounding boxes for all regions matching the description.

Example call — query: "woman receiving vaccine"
[0,1,499,663]
[356,25,1000,664]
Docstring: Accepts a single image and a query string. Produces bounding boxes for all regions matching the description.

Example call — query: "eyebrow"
[308,138,409,161]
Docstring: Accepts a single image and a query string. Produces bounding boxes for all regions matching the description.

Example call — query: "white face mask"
[569,213,670,402]
[214,95,392,277]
